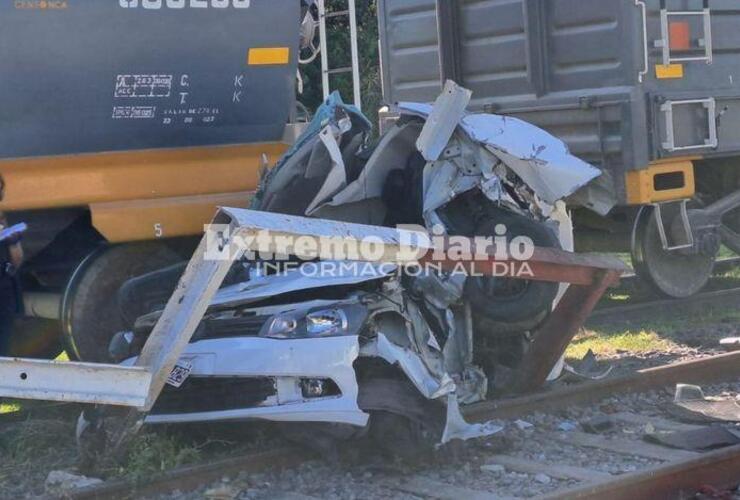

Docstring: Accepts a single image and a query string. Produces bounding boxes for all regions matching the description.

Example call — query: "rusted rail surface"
[465,350,740,421]
[65,350,740,499]
[589,286,740,326]
[543,444,740,500]
[67,448,309,500]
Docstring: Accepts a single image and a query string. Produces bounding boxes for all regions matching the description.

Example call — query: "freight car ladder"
[318,0,362,110]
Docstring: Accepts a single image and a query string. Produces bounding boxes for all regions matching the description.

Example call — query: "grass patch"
[569,307,740,362]
[567,329,676,361]
[0,401,21,414]
[117,432,201,482]
[0,419,77,470]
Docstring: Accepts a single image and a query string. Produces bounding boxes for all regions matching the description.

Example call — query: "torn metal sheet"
[398,100,601,204]
[410,271,465,310]
[321,121,424,209]
[370,333,455,400]
[558,348,613,383]
[545,202,574,381]
[305,126,348,215]
[441,394,503,444]
[422,158,481,217]
[567,171,618,216]
[559,363,613,383]
[252,91,370,212]
[211,261,396,308]
[415,80,472,162]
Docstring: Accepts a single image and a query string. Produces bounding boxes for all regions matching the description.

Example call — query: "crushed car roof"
[398,101,601,204]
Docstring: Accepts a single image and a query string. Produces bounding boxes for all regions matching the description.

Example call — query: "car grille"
[200,314,270,339]
[151,376,276,415]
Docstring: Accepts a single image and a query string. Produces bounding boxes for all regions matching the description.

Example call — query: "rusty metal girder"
[423,244,627,286]
[514,270,621,392]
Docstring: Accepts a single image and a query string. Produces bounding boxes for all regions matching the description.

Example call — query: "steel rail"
[543,444,740,500]
[589,285,740,326]
[615,256,740,285]
[67,447,310,500]
[464,350,740,421]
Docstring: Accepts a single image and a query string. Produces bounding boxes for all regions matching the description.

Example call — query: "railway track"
[589,255,740,326]
[589,285,740,327]
[66,350,740,500]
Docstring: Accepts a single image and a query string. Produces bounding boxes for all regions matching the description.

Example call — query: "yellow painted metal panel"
[91,191,253,243]
[0,142,286,211]
[625,160,695,205]
[655,64,684,79]
[248,47,290,66]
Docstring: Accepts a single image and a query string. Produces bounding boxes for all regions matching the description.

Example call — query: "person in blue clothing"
[0,213,25,356]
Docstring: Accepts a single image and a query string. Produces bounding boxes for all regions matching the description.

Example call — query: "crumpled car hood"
[210,261,395,308]
[398,102,601,205]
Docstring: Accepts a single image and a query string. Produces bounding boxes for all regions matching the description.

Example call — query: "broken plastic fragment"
[440,394,503,444]
[375,334,456,400]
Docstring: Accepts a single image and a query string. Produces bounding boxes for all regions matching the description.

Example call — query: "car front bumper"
[140,335,369,427]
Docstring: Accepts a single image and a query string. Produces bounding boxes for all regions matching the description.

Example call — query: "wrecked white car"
[92,83,605,454]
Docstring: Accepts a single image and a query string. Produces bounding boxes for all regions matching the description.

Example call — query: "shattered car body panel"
[119,82,606,447]
[398,99,602,206]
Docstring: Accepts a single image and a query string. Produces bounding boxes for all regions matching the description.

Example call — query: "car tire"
[464,209,561,331]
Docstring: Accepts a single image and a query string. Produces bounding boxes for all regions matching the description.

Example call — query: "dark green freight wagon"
[378,0,740,297]
[0,0,298,158]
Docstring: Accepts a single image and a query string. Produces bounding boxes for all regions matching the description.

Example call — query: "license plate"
[166,361,193,388]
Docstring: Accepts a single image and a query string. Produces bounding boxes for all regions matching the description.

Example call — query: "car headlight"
[264,315,298,339]
[306,308,348,337]
[261,307,351,339]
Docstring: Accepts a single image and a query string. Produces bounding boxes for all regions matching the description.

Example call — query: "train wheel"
[631,206,715,298]
[61,242,181,362]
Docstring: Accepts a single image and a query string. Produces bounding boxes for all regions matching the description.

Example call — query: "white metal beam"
[0,358,151,407]
[136,234,241,411]
[0,219,241,409]
[220,207,432,264]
